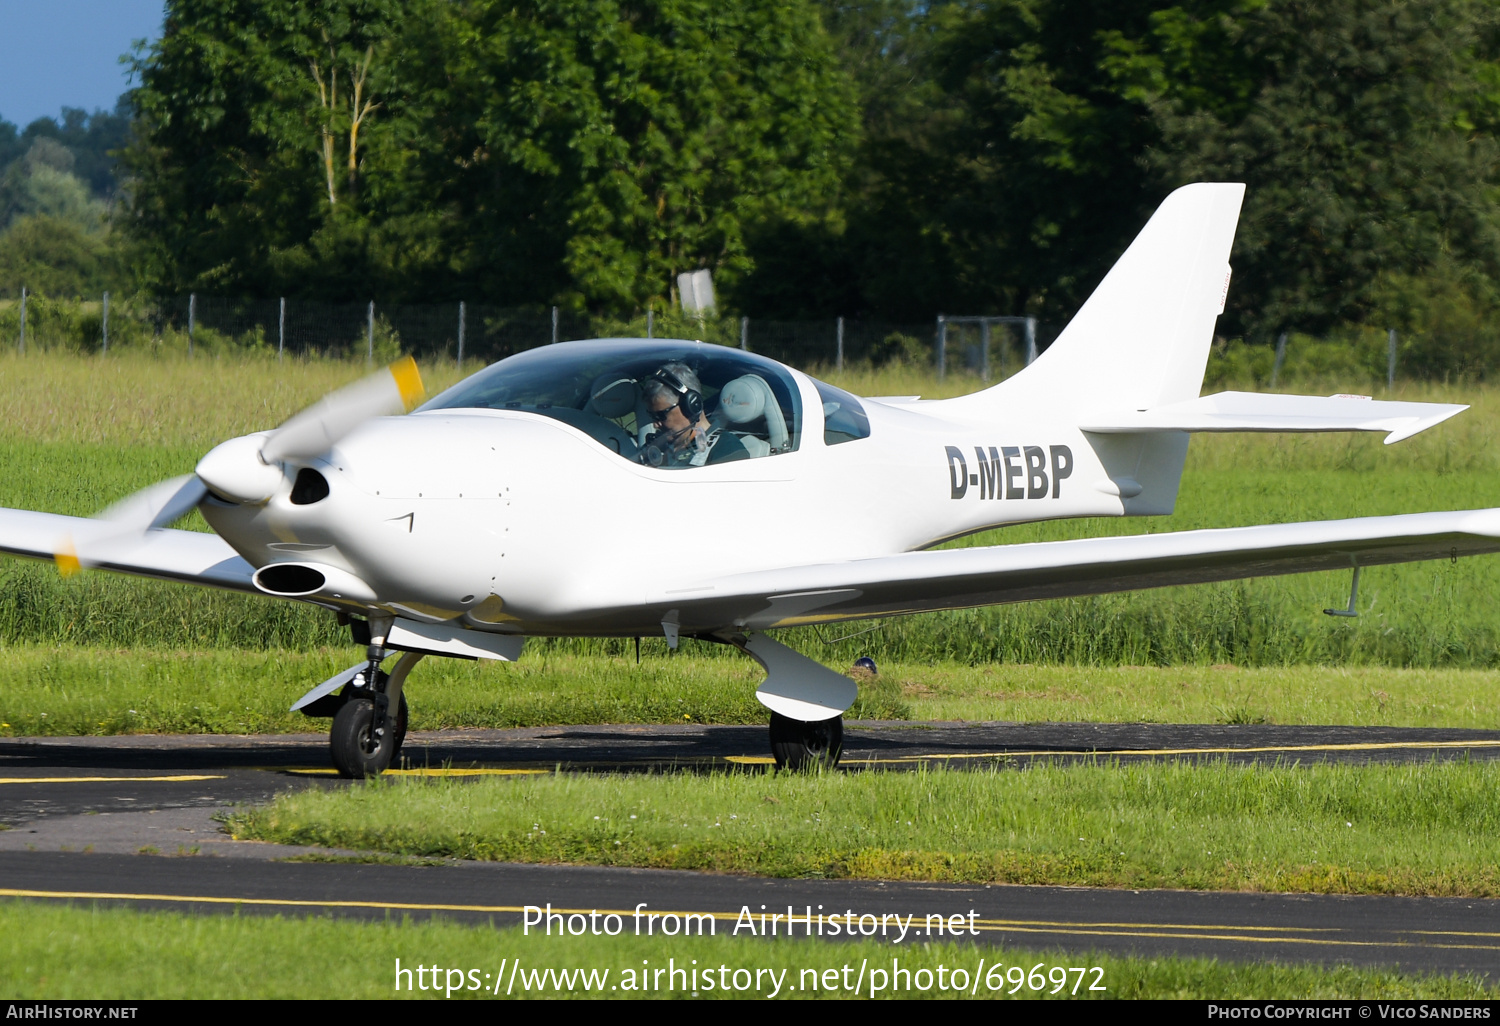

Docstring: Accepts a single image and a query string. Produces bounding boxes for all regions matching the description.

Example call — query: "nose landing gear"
[330,679,409,778]
[327,648,426,778]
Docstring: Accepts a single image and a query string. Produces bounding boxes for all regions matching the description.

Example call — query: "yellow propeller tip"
[389,355,425,411]
[54,539,81,578]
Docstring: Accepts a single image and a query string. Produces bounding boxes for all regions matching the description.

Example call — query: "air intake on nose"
[289,468,330,505]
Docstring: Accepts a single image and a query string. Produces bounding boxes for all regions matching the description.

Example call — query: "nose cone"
[196,432,283,504]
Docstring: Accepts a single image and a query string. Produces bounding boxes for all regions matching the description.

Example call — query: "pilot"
[639,362,750,468]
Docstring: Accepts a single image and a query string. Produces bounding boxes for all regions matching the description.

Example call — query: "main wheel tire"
[769,712,843,770]
[329,693,409,778]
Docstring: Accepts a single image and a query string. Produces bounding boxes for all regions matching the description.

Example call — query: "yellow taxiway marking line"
[850,739,1500,763]
[2,888,1494,950]
[277,767,549,777]
[723,756,777,765]
[0,775,226,785]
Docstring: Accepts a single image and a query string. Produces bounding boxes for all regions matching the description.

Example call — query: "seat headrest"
[587,374,640,419]
[718,376,767,424]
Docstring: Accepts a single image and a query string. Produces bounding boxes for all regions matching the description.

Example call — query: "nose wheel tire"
[330,692,409,778]
[769,712,843,769]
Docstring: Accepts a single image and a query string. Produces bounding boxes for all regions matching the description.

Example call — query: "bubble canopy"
[418,339,806,467]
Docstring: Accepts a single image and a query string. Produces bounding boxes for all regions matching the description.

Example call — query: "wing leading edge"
[0,506,257,593]
[660,509,1500,630]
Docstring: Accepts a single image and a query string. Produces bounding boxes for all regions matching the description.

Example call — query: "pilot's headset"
[648,366,704,424]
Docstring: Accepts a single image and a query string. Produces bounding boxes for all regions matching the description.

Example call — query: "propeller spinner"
[56,357,425,573]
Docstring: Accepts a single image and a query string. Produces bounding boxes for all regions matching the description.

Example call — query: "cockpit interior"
[421,339,817,467]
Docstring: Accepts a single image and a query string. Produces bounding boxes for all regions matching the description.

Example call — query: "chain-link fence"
[1,290,1064,377]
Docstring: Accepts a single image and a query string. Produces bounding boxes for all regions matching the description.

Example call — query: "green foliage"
[0,103,135,298]
[867,331,930,368]
[124,0,859,315]
[0,218,112,299]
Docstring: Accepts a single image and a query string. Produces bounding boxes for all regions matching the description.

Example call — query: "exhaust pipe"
[253,562,378,603]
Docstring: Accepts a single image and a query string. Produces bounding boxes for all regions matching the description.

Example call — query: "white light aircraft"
[2,183,1494,775]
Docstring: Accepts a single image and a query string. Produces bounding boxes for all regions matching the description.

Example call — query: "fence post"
[278,297,286,359]
[188,293,195,356]
[980,318,991,382]
[740,316,748,352]
[1024,317,1037,365]
[18,286,25,354]
[457,301,466,368]
[551,306,559,345]
[1271,332,1287,387]
[647,308,654,339]
[836,316,844,371]
[1387,328,1397,392]
[101,292,108,353]
[367,301,375,366]
[936,315,947,379]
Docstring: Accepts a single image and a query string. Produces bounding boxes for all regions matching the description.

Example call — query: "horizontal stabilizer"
[1082,391,1467,444]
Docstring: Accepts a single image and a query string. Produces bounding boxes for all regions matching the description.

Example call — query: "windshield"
[420,339,803,468]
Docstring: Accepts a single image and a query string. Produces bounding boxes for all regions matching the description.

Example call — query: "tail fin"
[942,182,1245,417]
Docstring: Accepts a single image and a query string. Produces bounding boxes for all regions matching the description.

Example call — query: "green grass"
[5,646,1500,736]
[0,901,1489,999]
[231,759,1500,897]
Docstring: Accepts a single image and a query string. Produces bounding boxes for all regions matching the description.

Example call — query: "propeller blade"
[260,356,425,464]
[98,474,209,532]
[54,474,210,576]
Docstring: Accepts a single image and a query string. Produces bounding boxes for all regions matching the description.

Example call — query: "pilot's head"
[642,362,706,435]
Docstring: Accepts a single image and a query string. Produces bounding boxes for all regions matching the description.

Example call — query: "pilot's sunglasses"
[649,406,676,423]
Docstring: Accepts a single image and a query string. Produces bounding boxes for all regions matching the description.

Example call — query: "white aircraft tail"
[941,182,1245,419]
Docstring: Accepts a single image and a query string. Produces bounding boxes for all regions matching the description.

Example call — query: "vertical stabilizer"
[941,183,1245,418]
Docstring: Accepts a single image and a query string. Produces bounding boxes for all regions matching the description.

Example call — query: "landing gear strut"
[769,712,843,770]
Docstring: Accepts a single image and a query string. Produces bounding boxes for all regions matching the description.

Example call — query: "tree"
[407,0,859,312]
[0,215,112,297]
[905,0,1500,335]
[124,0,418,298]
[123,0,858,313]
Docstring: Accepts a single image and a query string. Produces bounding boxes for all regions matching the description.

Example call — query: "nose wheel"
[327,648,424,778]
[769,712,843,769]
[330,683,409,778]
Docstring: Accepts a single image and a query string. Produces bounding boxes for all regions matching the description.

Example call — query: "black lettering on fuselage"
[945,443,1074,500]
[946,446,969,499]
[1002,447,1023,499]
[1050,445,1074,498]
[974,446,999,500]
[1024,446,1048,499]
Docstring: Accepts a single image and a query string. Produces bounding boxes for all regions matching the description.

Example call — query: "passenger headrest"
[718,376,767,424]
[587,374,640,419]
[718,374,789,451]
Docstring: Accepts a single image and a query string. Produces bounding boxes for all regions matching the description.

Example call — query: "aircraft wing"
[667,509,1500,629]
[0,507,258,593]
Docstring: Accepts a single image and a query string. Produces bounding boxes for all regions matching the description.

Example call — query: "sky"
[0,0,164,128]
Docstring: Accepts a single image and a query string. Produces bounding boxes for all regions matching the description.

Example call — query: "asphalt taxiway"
[4,720,1500,976]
